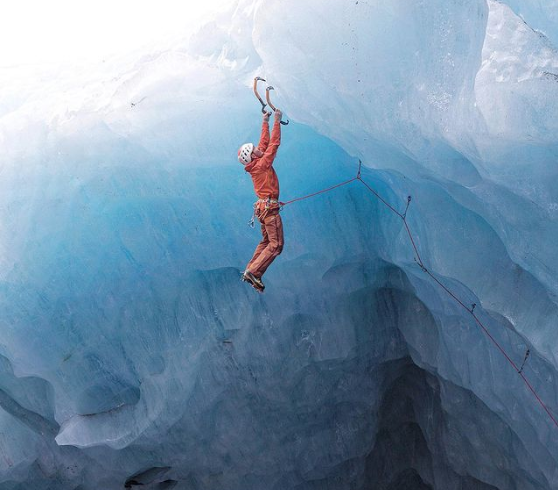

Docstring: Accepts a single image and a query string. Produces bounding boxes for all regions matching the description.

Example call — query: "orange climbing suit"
[244,118,284,278]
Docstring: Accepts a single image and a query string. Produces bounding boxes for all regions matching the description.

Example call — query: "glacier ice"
[0,0,557,488]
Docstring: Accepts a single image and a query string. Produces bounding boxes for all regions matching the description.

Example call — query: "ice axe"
[253,77,269,115]
[266,85,289,125]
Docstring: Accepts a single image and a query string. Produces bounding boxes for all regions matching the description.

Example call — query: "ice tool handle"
[253,77,269,115]
[266,86,290,125]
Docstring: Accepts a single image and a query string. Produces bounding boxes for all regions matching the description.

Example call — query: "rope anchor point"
[402,195,412,220]
[518,349,531,374]
[414,256,427,272]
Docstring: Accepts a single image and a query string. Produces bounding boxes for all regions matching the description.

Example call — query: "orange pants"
[246,210,284,278]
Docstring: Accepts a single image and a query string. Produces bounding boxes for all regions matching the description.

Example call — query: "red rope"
[403,220,425,267]
[421,266,558,428]
[278,163,558,430]
[358,177,404,218]
[280,177,358,207]
[358,176,558,430]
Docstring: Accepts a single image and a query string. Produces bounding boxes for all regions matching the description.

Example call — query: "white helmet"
[238,143,254,165]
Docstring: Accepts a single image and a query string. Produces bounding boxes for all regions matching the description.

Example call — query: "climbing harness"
[275,159,558,430]
[253,76,289,125]
[249,198,280,227]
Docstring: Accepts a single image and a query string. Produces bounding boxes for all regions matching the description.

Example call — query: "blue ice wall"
[0,0,557,489]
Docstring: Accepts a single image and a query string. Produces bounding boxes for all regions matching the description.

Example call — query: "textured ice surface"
[0,0,557,488]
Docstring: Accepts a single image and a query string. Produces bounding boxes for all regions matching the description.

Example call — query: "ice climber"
[238,109,283,292]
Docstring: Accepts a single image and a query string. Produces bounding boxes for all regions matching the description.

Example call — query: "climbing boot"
[242,271,265,292]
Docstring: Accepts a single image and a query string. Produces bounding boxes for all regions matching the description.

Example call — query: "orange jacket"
[245,119,282,208]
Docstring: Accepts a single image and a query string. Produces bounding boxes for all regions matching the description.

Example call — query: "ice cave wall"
[0,0,556,488]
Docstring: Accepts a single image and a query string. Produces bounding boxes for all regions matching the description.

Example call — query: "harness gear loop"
[249,202,256,227]
[263,197,280,207]
[253,77,269,115]
[265,86,290,125]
